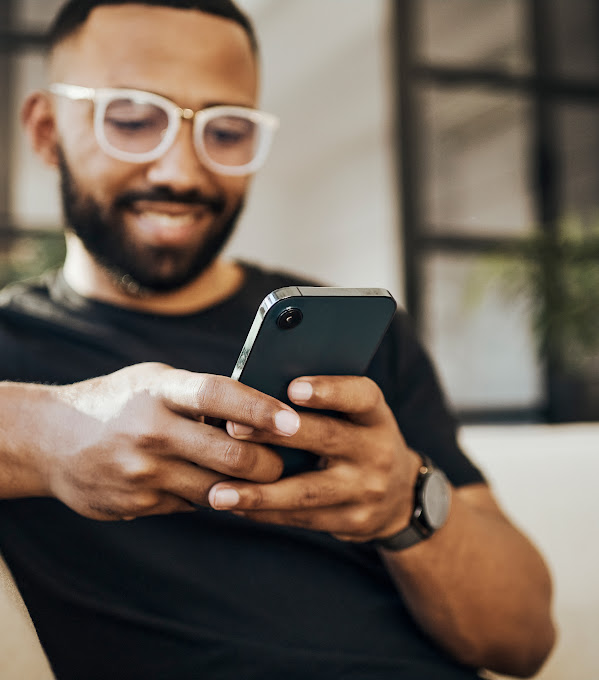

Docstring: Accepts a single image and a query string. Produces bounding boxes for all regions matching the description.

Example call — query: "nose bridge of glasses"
[179,107,195,121]
[152,106,213,182]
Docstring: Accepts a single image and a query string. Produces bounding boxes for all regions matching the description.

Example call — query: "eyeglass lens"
[104,98,169,154]
[103,97,260,167]
[202,116,259,168]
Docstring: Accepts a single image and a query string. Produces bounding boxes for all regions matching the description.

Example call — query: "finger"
[287,376,387,426]
[157,369,301,437]
[159,459,229,506]
[228,506,378,541]
[227,410,367,460]
[88,491,195,521]
[157,420,285,482]
[208,468,356,512]
[134,493,197,518]
[232,507,347,533]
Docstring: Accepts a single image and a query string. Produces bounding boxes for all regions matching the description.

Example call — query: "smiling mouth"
[125,204,216,246]
[134,210,204,229]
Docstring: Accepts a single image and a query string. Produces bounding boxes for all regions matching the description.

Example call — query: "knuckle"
[242,398,268,428]
[362,474,387,504]
[221,439,249,473]
[193,374,222,411]
[129,491,161,514]
[85,502,120,521]
[298,485,323,508]
[139,361,171,375]
[347,506,375,535]
[117,452,158,483]
[362,377,382,408]
[133,430,169,453]
[379,453,395,477]
[369,439,396,472]
[246,487,265,509]
[231,392,272,431]
[319,417,345,453]
[290,513,316,530]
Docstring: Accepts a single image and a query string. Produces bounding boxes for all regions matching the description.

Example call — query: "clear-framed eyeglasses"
[49,83,279,176]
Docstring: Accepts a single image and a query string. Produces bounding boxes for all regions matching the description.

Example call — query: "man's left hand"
[208,376,421,542]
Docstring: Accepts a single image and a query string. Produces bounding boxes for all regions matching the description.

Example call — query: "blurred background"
[1,0,598,424]
[1,1,598,677]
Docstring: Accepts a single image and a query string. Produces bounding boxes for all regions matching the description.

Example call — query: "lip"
[124,205,212,247]
[130,200,213,217]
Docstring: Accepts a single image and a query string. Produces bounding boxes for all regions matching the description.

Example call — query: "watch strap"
[372,523,425,551]
[371,454,437,552]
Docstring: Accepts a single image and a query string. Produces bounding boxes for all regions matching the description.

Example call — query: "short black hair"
[49,0,258,53]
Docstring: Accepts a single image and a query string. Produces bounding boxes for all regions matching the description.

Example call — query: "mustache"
[114,186,226,213]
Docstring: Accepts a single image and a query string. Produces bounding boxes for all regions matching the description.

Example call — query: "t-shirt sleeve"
[367,310,485,487]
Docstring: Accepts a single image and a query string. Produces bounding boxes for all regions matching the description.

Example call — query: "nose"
[146,119,216,193]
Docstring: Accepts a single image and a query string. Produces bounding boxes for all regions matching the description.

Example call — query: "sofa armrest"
[0,552,56,679]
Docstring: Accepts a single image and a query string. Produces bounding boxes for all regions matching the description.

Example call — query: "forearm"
[0,381,53,499]
[379,483,555,677]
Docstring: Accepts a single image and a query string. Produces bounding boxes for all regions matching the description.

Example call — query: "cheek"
[221,176,250,208]
[60,123,142,203]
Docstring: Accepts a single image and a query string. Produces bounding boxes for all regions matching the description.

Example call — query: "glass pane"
[557,104,599,226]
[420,87,535,236]
[416,0,531,74]
[550,0,599,80]
[422,253,543,411]
[13,0,65,32]
[9,51,62,229]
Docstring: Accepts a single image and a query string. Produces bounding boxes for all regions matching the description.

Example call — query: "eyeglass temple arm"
[49,83,95,101]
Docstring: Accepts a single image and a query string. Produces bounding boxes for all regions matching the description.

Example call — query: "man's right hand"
[1,363,299,520]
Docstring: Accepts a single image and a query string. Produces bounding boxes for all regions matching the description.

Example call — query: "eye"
[205,117,255,147]
[105,119,155,132]
[104,100,168,135]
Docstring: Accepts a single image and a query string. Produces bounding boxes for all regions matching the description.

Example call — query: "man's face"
[50,5,259,294]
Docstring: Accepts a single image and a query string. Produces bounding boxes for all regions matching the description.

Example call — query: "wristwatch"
[373,454,451,551]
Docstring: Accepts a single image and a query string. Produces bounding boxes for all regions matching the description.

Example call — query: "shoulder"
[0,271,58,317]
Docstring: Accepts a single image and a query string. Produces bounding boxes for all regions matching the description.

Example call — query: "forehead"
[51,4,258,105]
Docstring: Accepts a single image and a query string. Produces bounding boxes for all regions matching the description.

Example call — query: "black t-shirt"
[0,264,484,680]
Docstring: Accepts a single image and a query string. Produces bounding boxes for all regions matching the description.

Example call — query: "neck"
[62,238,244,315]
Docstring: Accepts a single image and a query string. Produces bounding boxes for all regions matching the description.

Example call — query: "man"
[0,1,555,678]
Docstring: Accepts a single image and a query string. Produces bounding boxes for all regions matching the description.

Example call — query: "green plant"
[0,233,66,288]
[469,215,599,372]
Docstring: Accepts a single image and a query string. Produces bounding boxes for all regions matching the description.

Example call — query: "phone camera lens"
[276,307,303,330]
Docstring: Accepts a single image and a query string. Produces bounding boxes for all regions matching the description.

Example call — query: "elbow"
[458,614,557,678]
[506,617,557,678]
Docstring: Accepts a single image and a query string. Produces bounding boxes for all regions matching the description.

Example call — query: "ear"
[21,91,60,168]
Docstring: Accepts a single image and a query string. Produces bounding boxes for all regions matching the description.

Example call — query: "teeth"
[139,211,197,228]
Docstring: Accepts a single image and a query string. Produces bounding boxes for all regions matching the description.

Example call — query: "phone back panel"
[234,290,397,404]
[232,288,396,475]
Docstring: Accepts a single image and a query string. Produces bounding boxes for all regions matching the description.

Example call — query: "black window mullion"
[529,0,566,421]
[0,32,50,52]
[392,0,425,324]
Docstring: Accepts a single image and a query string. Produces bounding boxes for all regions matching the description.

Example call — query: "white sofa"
[0,552,54,679]
[461,424,599,680]
[1,423,598,679]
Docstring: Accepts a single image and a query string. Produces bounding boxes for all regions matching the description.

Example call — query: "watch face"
[421,470,451,530]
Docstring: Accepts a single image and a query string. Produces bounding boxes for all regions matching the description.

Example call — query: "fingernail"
[289,381,313,402]
[231,422,254,437]
[275,409,300,436]
[211,488,240,509]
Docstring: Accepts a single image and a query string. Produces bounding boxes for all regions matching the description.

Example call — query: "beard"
[58,149,244,296]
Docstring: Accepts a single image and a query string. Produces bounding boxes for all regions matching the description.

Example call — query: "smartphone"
[232,286,397,475]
